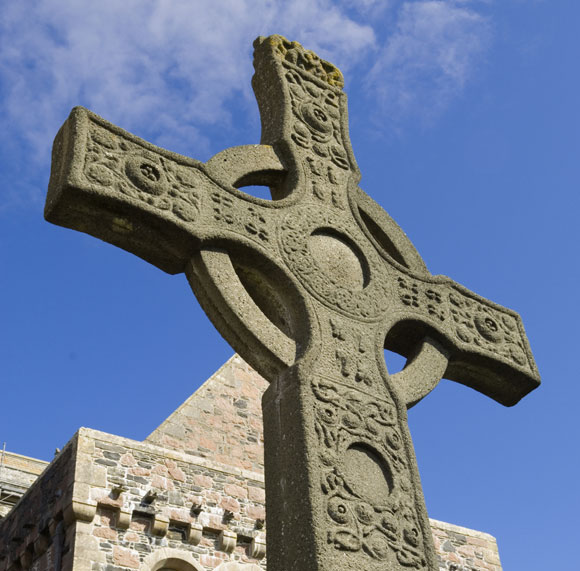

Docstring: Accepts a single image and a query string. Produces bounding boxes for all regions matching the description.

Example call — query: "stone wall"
[146,356,267,474]
[431,519,501,571]
[82,427,267,570]
[0,427,267,571]
[146,355,503,570]
[0,438,77,571]
[0,355,502,570]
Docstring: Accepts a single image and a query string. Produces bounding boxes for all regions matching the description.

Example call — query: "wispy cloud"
[367,1,491,123]
[0,0,492,207]
[0,1,374,161]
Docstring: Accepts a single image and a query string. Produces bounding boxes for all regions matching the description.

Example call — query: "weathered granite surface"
[44,35,539,570]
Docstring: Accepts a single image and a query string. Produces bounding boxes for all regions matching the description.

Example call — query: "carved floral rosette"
[448,290,532,369]
[312,376,428,569]
[82,118,202,224]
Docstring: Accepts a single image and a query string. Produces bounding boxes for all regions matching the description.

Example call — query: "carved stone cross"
[45,36,540,570]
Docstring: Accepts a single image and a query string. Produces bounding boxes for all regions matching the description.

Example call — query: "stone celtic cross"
[45,36,540,570]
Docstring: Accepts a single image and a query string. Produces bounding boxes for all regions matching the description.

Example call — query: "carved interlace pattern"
[330,318,374,388]
[210,192,271,244]
[312,377,427,568]
[270,35,344,88]
[83,121,201,223]
[448,292,530,369]
[397,277,446,323]
[395,275,531,371]
[284,68,350,174]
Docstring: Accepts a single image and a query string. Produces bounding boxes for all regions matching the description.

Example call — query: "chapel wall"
[65,428,267,571]
[146,355,267,474]
[0,437,77,571]
[431,519,502,571]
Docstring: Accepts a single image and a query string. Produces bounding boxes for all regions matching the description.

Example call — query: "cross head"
[45,36,540,571]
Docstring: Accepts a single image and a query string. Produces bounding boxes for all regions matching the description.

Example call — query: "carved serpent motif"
[284,68,350,173]
[83,117,279,251]
[269,35,344,88]
[277,51,352,210]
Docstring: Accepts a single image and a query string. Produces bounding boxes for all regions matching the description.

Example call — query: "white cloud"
[367,0,491,122]
[0,0,493,207]
[336,0,393,16]
[0,1,374,161]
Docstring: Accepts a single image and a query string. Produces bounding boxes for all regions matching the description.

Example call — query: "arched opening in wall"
[143,550,204,571]
[153,560,197,571]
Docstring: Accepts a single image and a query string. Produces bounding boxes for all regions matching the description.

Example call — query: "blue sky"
[1,1,578,569]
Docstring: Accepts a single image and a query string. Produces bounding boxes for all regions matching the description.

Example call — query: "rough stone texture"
[0,425,267,571]
[43,35,539,571]
[146,355,268,474]
[0,356,502,570]
[431,520,502,571]
[0,438,77,571]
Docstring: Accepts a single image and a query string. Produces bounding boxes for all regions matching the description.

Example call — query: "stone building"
[0,356,502,570]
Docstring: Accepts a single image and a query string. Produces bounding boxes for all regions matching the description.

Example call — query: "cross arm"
[386,273,540,407]
[45,107,285,275]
